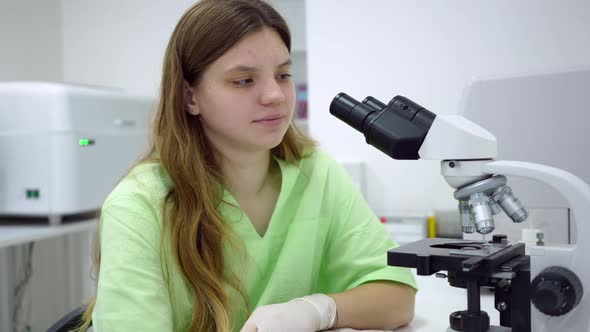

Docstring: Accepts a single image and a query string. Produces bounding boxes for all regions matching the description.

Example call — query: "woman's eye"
[278,73,292,80]
[233,78,253,86]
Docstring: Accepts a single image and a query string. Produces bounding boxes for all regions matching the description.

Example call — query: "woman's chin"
[258,134,287,151]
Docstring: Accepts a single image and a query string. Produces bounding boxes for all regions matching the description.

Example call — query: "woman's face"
[187,27,295,154]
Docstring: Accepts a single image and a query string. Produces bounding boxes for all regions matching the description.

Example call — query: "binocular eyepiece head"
[329,92,437,160]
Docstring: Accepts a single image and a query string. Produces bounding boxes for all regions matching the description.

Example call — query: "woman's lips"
[254,115,285,127]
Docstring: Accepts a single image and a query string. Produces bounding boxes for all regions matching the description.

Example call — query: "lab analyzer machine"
[0,82,152,224]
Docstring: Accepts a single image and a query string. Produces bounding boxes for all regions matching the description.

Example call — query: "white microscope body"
[330,93,588,332]
[420,115,589,332]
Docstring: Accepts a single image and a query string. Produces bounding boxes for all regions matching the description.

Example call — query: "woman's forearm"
[328,281,416,330]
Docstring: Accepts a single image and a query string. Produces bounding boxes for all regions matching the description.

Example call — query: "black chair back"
[46,305,90,332]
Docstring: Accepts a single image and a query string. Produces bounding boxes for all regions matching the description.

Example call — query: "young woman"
[78,0,417,331]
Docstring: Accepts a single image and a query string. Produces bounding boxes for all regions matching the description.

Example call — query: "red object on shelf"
[296,83,308,120]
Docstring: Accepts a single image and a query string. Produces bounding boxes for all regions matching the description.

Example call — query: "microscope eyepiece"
[329,92,437,160]
[362,96,387,112]
[329,93,378,133]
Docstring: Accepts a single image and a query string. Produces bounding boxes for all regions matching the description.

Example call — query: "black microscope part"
[531,266,584,316]
[387,238,531,332]
[330,93,436,160]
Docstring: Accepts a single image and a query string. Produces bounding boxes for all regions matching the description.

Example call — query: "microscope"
[330,93,589,332]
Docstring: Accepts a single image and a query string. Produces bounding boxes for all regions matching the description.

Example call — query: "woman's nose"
[259,79,286,105]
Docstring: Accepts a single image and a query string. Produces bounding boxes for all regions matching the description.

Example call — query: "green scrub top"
[92,149,417,331]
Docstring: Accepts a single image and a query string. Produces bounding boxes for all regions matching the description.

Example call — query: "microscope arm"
[482,160,589,257]
[483,160,589,331]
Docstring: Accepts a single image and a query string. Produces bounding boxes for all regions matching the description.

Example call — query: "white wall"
[61,0,307,97]
[0,0,63,81]
[306,0,590,216]
[61,0,195,96]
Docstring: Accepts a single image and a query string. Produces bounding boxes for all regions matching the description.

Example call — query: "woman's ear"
[183,80,200,116]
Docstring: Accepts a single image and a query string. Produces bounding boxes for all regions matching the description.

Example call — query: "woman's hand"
[240,294,337,332]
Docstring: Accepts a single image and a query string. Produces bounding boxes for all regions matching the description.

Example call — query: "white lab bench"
[0,219,97,332]
[396,274,500,332]
[0,222,502,332]
[0,220,96,250]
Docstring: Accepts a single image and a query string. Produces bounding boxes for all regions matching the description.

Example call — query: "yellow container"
[427,214,437,238]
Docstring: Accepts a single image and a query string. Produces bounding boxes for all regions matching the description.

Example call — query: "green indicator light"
[33,190,39,199]
[79,138,90,146]
[26,190,32,198]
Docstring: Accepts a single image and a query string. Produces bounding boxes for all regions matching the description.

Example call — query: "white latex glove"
[240,294,337,332]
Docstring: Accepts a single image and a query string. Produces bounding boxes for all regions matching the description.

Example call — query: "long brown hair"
[77,0,314,331]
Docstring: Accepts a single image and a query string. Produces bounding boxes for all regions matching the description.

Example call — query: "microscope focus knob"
[531,266,583,316]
